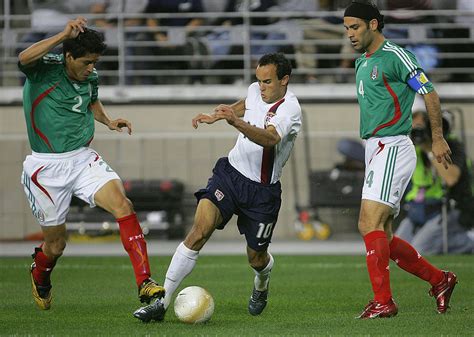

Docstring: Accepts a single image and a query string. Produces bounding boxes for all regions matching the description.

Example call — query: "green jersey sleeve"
[18,53,63,82]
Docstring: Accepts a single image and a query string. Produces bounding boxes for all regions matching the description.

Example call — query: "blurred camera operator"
[395,110,474,254]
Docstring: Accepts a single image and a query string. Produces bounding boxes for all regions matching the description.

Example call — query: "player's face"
[65,52,100,82]
[256,64,289,104]
[344,17,376,52]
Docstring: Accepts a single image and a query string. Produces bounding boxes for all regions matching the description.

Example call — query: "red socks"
[117,213,151,286]
[389,236,444,286]
[32,243,57,286]
[363,231,392,304]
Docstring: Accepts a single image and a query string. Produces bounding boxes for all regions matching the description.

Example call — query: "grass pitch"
[0,254,472,336]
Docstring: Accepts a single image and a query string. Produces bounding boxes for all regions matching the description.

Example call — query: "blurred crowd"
[7,0,474,85]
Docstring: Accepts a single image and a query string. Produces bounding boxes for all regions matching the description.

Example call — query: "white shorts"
[362,135,416,217]
[21,147,120,226]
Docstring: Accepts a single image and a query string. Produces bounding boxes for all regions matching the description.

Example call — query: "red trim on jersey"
[85,136,94,147]
[31,82,60,151]
[260,98,285,184]
[376,141,385,155]
[371,73,401,137]
[31,166,55,205]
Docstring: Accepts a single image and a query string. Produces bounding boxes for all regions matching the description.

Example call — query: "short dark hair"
[344,0,384,32]
[63,28,107,59]
[258,53,292,80]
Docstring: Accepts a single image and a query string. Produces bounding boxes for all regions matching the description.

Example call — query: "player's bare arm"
[18,17,87,66]
[193,100,246,129]
[423,91,452,168]
[215,105,280,148]
[90,100,132,135]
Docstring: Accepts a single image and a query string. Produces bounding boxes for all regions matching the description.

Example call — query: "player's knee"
[113,197,134,218]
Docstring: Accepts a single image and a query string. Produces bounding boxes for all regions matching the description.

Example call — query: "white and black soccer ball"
[174,286,214,324]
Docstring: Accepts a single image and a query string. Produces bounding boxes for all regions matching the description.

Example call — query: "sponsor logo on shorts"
[215,189,224,201]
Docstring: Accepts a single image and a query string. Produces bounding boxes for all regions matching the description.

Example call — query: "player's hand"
[63,17,87,39]
[192,113,219,129]
[213,105,238,126]
[108,118,132,135]
[431,137,452,169]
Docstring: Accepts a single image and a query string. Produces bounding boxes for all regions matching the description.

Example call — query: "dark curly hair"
[258,53,292,80]
[63,28,107,59]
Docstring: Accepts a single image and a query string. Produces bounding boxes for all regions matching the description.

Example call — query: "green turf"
[0,254,472,336]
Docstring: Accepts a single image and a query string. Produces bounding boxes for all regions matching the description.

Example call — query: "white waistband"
[31,147,89,160]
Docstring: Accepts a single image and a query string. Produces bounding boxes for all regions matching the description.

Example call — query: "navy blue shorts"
[195,157,282,251]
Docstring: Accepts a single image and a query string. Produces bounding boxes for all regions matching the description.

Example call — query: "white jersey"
[228,82,302,184]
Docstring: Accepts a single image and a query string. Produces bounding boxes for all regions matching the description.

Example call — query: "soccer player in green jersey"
[19,17,164,311]
[343,0,457,319]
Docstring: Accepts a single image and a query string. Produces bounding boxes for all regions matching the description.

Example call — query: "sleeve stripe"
[383,42,417,73]
[385,41,417,70]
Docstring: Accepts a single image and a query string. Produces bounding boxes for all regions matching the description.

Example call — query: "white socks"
[253,253,274,291]
[162,242,199,309]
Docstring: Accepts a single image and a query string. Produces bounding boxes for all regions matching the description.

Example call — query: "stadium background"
[0,0,473,242]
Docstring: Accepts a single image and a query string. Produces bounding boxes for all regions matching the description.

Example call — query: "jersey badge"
[264,112,276,127]
[371,65,378,80]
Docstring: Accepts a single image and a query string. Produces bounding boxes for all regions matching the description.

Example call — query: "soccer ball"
[174,286,215,324]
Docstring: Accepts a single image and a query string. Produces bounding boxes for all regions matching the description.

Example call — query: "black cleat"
[248,287,268,316]
[133,299,166,323]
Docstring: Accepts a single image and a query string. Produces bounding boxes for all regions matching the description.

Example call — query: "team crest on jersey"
[264,112,275,127]
[371,65,378,80]
[214,189,224,201]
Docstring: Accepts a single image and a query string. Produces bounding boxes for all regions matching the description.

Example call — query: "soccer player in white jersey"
[134,53,302,322]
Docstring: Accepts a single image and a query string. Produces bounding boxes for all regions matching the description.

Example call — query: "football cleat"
[248,287,268,316]
[138,278,165,304]
[429,271,458,314]
[133,298,166,323]
[30,262,52,310]
[357,298,398,319]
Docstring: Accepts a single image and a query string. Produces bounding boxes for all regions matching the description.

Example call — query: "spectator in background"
[88,0,149,85]
[129,0,205,84]
[395,110,474,254]
[439,0,474,82]
[382,0,440,73]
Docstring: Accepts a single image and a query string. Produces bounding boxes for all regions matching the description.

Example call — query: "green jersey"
[19,53,99,153]
[355,40,434,139]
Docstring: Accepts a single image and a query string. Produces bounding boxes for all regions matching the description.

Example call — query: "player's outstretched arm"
[423,91,452,169]
[192,113,219,129]
[18,17,87,66]
[90,100,132,135]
